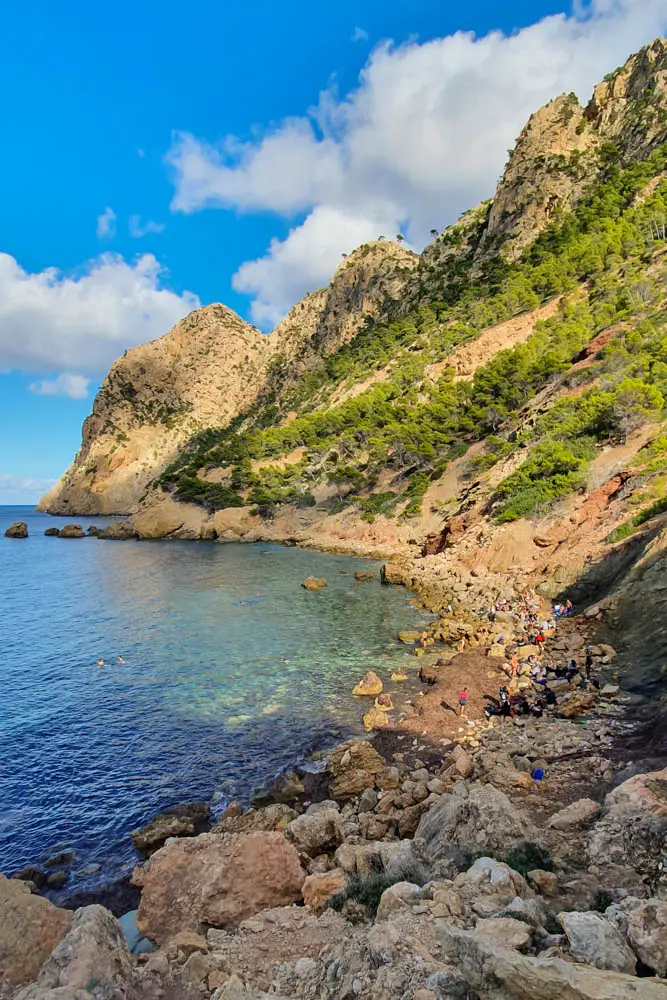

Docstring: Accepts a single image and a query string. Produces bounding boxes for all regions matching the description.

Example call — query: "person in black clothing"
[585,648,593,681]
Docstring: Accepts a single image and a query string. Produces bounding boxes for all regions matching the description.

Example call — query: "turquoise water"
[0,506,423,893]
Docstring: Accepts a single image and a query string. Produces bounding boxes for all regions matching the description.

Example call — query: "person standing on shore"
[458,687,468,717]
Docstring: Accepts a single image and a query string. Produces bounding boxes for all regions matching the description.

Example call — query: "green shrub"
[506,841,554,876]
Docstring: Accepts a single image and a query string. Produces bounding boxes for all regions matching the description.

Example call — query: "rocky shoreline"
[3,557,667,1000]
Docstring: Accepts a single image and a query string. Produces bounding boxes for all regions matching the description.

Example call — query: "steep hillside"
[42,40,667,558]
[39,241,417,514]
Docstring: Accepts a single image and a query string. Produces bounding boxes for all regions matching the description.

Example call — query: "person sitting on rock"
[545,687,557,706]
[567,659,578,681]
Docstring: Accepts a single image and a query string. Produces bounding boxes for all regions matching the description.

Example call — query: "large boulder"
[136,831,306,944]
[5,521,28,538]
[376,881,423,921]
[558,910,636,974]
[627,900,667,977]
[327,740,385,799]
[99,521,137,540]
[58,524,85,538]
[547,798,601,831]
[214,803,296,834]
[438,924,667,1000]
[302,577,327,590]
[0,875,72,987]
[285,808,343,857]
[589,766,667,868]
[16,905,133,996]
[414,783,536,861]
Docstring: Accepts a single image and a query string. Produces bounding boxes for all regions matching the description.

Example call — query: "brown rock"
[4,521,28,538]
[354,571,375,581]
[0,874,72,987]
[547,798,601,831]
[398,802,428,837]
[352,671,383,697]
[58,524,85,538]
[136,831,306,944]
[363,707,389,731]
[131,813,196,855]
[214,803,296,834]
[302,576,327,590]
[527,870,558,896]
[302,870,346,914]
[557,691,596,718]
[328,741,385,799]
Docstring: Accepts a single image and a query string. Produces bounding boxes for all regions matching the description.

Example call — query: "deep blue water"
[0,506,424,895]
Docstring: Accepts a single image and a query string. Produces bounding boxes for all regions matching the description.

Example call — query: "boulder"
[414,783,536,861]
[99,521,137,540]
[589,766,667,866]
[600,683,620,697]
[358,788,378,813]
[558,910,636,974]
[131,813,196,856]
[5,521,28,538]
[301,871,346,915]
[627,900,667,977]
[334,839,415,877]
[398,630,422,644]
[475,917,533,951]
[285,808,343,856]
[352,671,383,697]
[354,571,375,582]
[0,874,72,986]
[453,746,474,778]
[376,881,423,921]
[24,905,133,993]
[250,770,304,807]
[557,691,596,718]
[547,798,601,831]
[363,706,389,731]
[58,524,85,538]
[527,870,558,896]
[132,501,187,540]
[136,831,306,944]
[328,741,385,799]
[214,803,296,834]
[302,577,327,590]
[453,857,528,915]
[391,670,408,681]
[44,528,60,537]
[438,924,667,1000]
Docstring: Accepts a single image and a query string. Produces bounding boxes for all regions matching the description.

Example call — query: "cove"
[0,507,424,895]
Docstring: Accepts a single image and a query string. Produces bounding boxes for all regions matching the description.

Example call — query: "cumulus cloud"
[352,26,369,43]
[0,474,57,500]
[167,0,667,327]
[29,372,92,399]
[96,206,117,240]
[0,252,200,376]
[129,215,166,238]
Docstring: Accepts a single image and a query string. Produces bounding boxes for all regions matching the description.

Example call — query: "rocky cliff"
[39,241,417,514]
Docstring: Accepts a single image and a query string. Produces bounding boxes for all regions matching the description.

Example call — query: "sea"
[0,505,426,897]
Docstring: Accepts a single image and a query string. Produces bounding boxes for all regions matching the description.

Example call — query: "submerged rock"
[5,521,28,538]
[354,571,376,581]
[302,576,327,590]
[44,527,60,537]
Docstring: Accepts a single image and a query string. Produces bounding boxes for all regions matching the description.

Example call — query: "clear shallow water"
[0,506,424,893]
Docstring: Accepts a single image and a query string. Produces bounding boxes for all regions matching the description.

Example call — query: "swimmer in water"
[96,658,105,666]
[281,657,290,664]
[117,655,125,664]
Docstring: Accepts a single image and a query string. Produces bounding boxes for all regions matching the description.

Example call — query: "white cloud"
[352,26,369,43]
[0,252,200,376]
[29,372,92,399]
[129,215,166,238]
[96,206,117,240]
[167,0,667,327]
[0,474,57,502]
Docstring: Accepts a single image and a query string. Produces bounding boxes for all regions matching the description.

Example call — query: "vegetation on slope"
[160,144,667,524]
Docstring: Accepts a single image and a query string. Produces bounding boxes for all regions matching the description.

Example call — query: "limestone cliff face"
[37,305,273,515]
[39,241,417,515]
[476,38,667,265]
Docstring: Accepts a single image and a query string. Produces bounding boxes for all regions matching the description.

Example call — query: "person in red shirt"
[458,687,468,717]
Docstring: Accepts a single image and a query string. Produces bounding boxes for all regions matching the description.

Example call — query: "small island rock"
[302,576,327,590]
[5,521,28,538]
[352,671,383,696]
[59,524,85,538]
[44,527,60,536]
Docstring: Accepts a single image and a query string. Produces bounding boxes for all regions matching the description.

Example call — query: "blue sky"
[1,0,666,503]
